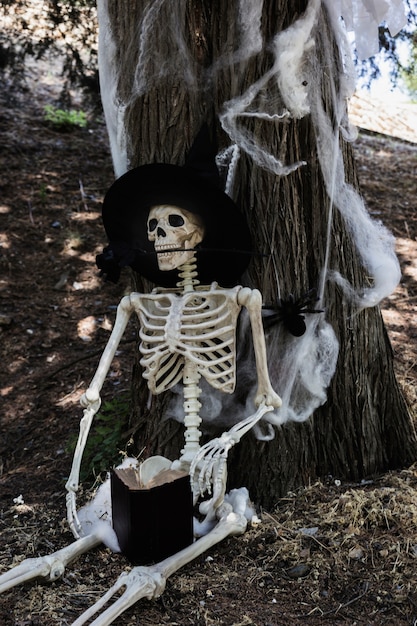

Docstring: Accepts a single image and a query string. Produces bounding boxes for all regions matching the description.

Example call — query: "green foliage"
[400,34,417,101]
[401,67,417,101]
[38,183,48,204]
[43,104,87,131]
[67,393,131,484]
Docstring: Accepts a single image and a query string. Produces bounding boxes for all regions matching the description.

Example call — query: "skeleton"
[0,204,281,625]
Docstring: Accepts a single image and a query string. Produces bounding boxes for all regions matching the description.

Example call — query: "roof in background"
[348,92,417,144]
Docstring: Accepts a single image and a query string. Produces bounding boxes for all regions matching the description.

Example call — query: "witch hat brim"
[97,162,252,287]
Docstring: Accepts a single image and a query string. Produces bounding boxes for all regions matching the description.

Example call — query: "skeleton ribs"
[136,285,240,395]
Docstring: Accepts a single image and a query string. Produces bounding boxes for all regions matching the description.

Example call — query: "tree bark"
[104,0,416,509]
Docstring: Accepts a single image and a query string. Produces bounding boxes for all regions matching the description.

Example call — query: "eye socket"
[148,218,158,231]
[168,214,185,227]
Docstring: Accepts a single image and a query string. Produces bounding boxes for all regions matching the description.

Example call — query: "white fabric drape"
[325,0,407,59]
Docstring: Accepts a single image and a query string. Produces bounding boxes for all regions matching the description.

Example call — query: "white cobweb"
[96,0,404,431]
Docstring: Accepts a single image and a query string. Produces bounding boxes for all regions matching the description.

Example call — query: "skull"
[147,205,205,271]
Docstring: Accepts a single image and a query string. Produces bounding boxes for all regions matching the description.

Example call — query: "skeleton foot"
[72,503,247,626]
[71,567,166,626]
[0,534,101,593]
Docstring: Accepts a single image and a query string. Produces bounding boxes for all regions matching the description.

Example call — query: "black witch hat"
[96,125,252,287]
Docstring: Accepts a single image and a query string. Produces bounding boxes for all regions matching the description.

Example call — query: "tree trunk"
[101,0,416,509]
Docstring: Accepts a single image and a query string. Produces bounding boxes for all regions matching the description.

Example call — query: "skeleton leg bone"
[71,502,247,626]
[0,534,101,593]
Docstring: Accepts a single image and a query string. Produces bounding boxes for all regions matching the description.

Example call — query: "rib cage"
[136,286,241,395]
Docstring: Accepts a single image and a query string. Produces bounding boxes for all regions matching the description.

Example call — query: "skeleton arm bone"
[66,294,135,538]
[238,287,282,409]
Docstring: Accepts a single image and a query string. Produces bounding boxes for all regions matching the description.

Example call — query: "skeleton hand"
[190,431,236,515]
[190,404,274,518]
[66,489,82,538]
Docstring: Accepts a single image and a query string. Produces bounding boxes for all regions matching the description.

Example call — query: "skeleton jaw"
[155,242,197,271]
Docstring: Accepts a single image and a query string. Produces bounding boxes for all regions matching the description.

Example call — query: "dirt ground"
[0,71,417,626]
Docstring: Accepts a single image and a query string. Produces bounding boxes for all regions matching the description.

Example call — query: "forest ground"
[0,68,417,626]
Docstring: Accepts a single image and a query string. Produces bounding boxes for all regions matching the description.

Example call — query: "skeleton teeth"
[156,244,178,250]
[155,244,183,255]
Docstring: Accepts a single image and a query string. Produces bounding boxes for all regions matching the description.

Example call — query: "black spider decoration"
[263,288,324,337]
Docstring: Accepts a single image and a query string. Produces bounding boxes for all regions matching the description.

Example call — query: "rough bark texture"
[106,0,416,509]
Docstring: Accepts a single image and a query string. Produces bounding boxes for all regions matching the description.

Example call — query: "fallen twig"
[79,176,89,211]
[303,582,370,619]
[44,337,137,380]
